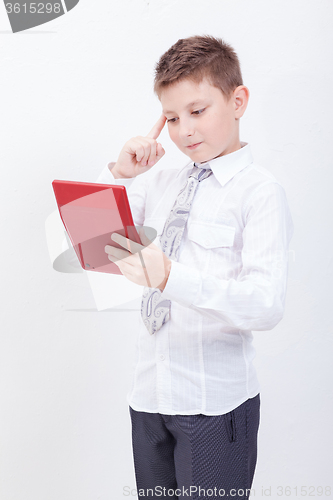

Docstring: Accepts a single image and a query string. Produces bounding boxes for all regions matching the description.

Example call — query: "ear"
[233,86,250,119]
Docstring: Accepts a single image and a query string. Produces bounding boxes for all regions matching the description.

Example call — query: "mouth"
[186,142,202,150]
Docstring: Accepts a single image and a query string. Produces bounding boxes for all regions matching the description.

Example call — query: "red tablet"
[52,179,142,274]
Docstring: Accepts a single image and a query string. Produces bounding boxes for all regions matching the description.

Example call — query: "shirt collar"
[177,142,253,187]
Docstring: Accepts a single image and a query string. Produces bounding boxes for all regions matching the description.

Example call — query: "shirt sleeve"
[161,181,294,331]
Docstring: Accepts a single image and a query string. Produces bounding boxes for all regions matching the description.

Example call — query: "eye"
[167,117,178,123]
[192,108,205,115]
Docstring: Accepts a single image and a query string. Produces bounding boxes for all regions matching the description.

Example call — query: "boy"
[99,35,293,499]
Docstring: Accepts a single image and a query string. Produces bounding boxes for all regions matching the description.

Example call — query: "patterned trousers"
[129,394,260,500]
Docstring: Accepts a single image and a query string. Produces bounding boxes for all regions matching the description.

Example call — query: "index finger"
[146,114,167,140]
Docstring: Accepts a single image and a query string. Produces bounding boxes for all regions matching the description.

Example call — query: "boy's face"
[160,77,246,164]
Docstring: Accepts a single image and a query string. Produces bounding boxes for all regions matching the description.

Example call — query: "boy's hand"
[105,227,171,290]
[112,114,167,178]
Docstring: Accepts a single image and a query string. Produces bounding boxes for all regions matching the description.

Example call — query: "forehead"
[160,78,226,114]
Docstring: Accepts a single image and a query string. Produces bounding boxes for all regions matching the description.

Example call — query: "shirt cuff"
[161,260,201,308]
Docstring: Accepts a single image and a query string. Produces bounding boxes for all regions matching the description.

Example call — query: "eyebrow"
[163,99,206,115]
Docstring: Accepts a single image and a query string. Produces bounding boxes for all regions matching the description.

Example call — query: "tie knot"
[189,165,213,182]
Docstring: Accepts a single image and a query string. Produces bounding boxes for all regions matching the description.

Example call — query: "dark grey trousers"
[129,394,260,499]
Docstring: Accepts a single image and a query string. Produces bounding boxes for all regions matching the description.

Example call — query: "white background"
[1,1,332,499]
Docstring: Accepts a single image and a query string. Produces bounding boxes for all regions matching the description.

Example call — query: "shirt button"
[159,354,165,361]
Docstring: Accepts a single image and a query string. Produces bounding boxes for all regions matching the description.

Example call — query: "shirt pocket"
[188,222,236,249]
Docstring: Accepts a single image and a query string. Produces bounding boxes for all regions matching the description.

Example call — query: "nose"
[178,118,194,139]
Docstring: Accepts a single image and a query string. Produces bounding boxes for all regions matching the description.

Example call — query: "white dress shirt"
[96,142,294,415]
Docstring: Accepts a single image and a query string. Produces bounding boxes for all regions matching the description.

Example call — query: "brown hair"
[154,35,243,100]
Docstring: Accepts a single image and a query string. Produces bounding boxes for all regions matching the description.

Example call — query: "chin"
[185,150,205,162]
[183,144,218,164]
[188,152,211,164]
